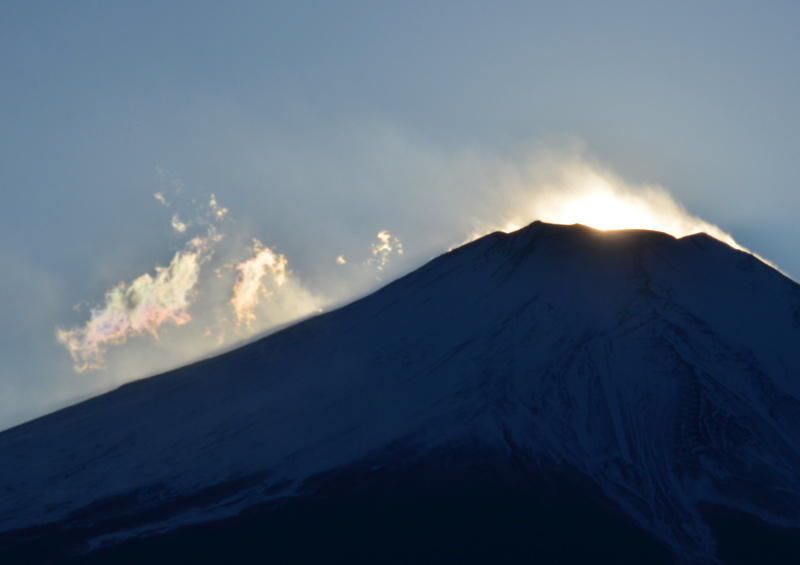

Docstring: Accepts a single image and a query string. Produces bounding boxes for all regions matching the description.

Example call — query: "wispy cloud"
[368,230,403,270]
[209,194,228,220]
[230,240,288,326]
[56,236,212,372]
[171,214,188,233]
[476,146,744,249]
[451,142,784,271]
[57,181,325,374]
[55,132,773,382]
[55,179,238,373]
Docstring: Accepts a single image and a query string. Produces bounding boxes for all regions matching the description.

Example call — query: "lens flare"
[230,239,288,326]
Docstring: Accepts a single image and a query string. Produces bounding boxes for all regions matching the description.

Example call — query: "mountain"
[2,221,800,564]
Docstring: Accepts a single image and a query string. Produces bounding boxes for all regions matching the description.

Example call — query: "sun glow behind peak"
[544,184,662,232]
[494,162,745,253]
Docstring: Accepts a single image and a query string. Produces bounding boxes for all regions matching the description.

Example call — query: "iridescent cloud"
[230,239,287,326]
[56,238,210,372]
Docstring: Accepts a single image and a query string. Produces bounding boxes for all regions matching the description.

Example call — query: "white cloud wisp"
[482,151,743,249]
[56,236,211,372]
[230,240,288,327]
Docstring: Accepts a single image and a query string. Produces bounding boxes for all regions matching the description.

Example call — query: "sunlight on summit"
[544,185,663,232]
[498,164,745,253]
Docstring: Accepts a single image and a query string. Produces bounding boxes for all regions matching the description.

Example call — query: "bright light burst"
[498,165,743,251]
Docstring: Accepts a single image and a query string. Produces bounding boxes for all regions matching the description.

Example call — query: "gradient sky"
[2,1,800,431]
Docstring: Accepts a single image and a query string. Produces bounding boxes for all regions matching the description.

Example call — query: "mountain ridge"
[2,221,800,564]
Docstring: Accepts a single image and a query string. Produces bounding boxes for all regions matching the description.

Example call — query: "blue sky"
[2,1,800,430]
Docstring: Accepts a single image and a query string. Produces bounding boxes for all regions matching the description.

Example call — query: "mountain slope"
[2,222,800,563]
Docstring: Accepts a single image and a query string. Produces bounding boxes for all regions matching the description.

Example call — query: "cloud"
[368,230,403,270]
[56,180,327,377]
[222,123,767,301]
[56,236,212,372]
[154,192,169,206]
[30,124,784,437]
[453,142,783,270]
[209,194,228,220]
[230,239,288,326]
[53,129,773,388]
[476,146,744,248]
[171,214,188,233]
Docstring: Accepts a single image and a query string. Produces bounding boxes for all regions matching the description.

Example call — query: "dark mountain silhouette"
[2,221,800,564]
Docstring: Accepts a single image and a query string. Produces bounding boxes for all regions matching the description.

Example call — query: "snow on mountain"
[1,221,800,563]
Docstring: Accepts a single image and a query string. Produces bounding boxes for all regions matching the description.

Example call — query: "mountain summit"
[2,222,800,564]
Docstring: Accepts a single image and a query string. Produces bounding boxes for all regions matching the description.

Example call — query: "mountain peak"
[2,222,799,564]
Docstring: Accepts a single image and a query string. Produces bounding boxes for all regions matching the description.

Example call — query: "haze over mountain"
[2,222,800,564]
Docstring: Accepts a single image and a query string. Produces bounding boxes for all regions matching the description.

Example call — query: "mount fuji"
[2,221,800,564]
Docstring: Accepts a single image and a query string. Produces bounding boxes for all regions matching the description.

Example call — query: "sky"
[2,1,800,431]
